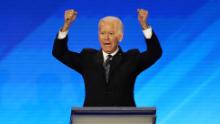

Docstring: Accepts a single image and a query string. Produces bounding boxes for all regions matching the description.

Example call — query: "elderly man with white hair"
[52,9,162,107]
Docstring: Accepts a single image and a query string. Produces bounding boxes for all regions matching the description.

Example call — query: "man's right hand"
[61,9,77,32]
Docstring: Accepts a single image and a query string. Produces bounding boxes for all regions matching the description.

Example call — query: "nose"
[104,34,110,40]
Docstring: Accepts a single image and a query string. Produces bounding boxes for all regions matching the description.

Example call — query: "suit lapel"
[109,47,124,79]
[95,50,106,81]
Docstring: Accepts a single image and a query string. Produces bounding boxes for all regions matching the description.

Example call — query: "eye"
[100,32,105,35]
[109,32,114,35]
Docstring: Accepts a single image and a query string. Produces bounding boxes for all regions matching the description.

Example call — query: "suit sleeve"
[136,31,162,72]
[52,34,83,74]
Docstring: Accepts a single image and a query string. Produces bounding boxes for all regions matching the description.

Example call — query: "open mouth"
[104,42,111,46]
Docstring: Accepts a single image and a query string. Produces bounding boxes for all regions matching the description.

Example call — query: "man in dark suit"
[52,9,162,107]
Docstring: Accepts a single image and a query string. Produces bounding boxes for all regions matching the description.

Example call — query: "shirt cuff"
[58,29,68,39]
[142,26,153,39]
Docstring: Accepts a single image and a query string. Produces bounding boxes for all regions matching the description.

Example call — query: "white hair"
[98,16,124,36]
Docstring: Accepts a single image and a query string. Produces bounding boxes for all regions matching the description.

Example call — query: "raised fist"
[137,9,149,30]
[62,9,77,32]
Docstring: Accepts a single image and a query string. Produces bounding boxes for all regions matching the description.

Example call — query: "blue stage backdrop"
[0,0,220,124]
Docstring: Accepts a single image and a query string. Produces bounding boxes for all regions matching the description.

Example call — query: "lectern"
[70,107,156,124]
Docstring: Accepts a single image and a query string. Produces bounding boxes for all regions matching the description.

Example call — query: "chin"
[103,47,111,52]
[104,50,111,53]
[103,49,113,53]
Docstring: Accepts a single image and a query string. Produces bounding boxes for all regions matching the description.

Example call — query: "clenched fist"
[137,9,149,30]
[61,9,78,32]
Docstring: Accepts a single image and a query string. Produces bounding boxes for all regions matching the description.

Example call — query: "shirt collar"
[102,47,119,62]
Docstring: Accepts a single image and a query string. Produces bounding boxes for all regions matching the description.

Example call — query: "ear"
[118,32,123,42]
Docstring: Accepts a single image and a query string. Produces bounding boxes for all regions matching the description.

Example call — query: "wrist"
[61,24,70,32]
[141,23,149,30]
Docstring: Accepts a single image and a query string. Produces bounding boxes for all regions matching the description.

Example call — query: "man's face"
[98,20,122,54]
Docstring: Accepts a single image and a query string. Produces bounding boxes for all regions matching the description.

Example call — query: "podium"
[70,107,156,124]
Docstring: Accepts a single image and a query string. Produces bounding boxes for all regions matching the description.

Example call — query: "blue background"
[0,0,220,124]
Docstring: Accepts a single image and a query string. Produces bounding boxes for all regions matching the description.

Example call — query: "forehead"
[99,20,119,30]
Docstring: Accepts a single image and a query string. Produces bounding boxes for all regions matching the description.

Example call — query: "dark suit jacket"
[52,31,162,107]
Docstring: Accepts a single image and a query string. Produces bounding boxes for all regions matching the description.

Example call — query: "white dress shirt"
[102,47,119,62]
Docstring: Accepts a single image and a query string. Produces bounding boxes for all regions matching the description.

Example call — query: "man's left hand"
[137,9,149,30]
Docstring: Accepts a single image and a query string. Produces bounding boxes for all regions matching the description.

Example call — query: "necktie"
[103,55,112,83]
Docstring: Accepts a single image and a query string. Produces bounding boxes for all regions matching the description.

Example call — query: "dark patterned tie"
[103,55,113,83]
